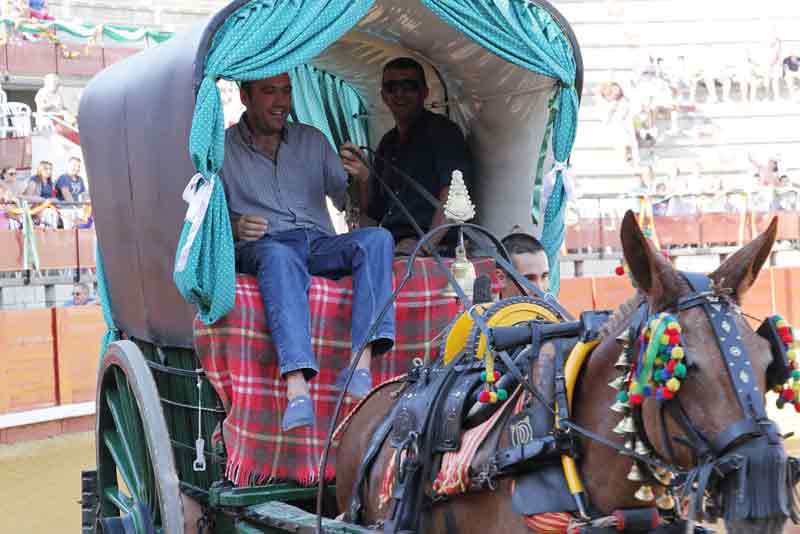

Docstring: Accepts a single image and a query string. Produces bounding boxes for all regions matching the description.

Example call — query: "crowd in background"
[0,157,91,230]
[600,39,800,168]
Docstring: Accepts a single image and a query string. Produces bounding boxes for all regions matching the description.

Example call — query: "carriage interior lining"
[312,0,559,237]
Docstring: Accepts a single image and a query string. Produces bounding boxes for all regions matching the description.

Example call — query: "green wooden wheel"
[95,340,184,534]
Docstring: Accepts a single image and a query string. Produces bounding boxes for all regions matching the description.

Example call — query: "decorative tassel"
[656,493,676,510]
[634,485,655,502]
[608,375,626,390]
[634,439,650,456]
[627,463,644,481]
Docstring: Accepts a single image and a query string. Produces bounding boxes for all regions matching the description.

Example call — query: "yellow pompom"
[489,391,498,404]
[777,319,789,329]
[654,357,663,366]
[793,383,800,394]
[669,322,681,332]
[485,371,496,384]
[671,346,684,359]
[789,349,798,362]
[660,334,670,345]
[666,378,681,392]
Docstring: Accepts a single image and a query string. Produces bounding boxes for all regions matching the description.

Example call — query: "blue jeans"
[236,227,396,380]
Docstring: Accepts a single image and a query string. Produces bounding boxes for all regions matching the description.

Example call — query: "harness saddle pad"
[194,257,497,486]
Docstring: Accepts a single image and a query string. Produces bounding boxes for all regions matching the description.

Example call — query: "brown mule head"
[621,211,789,531]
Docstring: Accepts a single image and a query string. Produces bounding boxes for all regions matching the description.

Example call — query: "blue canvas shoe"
[281,395,314,432]
[335,368,373,399]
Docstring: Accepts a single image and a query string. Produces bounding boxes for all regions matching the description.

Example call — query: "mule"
[335,211,795,533]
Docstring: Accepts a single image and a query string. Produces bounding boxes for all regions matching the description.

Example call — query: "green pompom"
[617,391,629,403]
[654,369,665,382]
[480,371,487,381]
[674,363,687,379]
[496,389,509,401]
[792,369,800,380]
[631,382,643,394]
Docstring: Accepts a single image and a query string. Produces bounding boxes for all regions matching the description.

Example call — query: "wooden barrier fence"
[565,211,799,252]
[0,229,96,272]
[2,267,800,416]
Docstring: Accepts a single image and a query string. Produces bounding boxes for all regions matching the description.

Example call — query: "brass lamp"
[441,170,477,299]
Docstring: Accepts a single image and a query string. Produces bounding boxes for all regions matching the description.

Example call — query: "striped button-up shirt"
[220,118,348,238]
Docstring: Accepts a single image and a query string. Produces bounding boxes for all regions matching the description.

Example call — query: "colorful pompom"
[642,384,653,397]
[615,265,626,276]
[630,393,644,405]
[478,390,491,403]
[489,391,498,403]
[673,363,687,379]
[782,388,795,402]
[617,391,630,403]
[666,378,681,392]
[497,389,508,401]
[671,347,684,359]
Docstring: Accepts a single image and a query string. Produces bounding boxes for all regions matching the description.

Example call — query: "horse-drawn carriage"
[78,1,799,533]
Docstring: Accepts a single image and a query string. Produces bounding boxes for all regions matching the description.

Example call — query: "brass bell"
[634,439,650,456]
[614,353,630,370]
[608,375,626,390]
[627,463,644,481]
[624,438,634,450]
[610,399,630,413]
[616,330,631,347]
[634,485,655,502]
[656,493,676,510]
[613,416,635,435]
[653,469,673,486]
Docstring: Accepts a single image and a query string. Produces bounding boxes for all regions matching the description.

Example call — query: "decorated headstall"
[608,272,792,514]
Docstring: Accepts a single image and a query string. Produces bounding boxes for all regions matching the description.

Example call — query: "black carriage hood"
[79,0,250,349]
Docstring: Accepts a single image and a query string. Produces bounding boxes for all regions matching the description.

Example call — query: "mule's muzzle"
[689,428,798,525]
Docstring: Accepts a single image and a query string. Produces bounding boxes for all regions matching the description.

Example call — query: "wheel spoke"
[102,428,141,498]
[103,486,135,516]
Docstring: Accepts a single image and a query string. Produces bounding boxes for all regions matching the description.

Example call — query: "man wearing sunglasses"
[496,232,550,297]
[341,57,472,255]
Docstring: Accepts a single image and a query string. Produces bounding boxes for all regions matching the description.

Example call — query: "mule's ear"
[710,217,778,301]
[620,210,683,309]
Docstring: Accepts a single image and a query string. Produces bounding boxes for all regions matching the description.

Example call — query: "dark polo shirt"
[368,110,472,240]
[220,118,348,238]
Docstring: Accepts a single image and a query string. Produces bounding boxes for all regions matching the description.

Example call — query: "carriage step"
[237,501,373,533]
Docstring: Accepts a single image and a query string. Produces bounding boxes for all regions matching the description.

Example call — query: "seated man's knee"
[259,241,301,267]
[360,227,395,250]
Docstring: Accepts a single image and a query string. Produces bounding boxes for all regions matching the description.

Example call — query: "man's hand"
[339,142,370,183]
[235,215,268,241]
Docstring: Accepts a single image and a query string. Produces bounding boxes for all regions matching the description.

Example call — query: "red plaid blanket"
[194,257,497,486]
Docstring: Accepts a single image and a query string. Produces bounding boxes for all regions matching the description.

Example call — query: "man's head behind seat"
[498,233,549,297]
[381,57,429,124]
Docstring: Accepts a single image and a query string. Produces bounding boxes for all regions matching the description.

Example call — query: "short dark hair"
[68,156,81,164]
[383,57,427,87]
[501,233,544,256]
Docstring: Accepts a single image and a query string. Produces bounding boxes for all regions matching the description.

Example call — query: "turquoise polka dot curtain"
[290,64,370,150]
[174,0,374,325]
[421,0,578,295]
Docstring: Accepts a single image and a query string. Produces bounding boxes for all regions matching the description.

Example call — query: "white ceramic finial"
[443,170,475,223]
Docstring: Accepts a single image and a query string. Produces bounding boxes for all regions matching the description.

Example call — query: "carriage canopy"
[79,0,582,348]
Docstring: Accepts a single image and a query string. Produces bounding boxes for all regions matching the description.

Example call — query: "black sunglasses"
[382,79,422,94]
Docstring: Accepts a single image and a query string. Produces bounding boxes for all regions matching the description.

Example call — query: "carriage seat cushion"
[194,256,497,487]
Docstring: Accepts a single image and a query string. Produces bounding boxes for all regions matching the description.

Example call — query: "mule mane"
[598,292,646,340]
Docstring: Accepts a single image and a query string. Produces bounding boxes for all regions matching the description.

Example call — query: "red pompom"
[660,387,675,400]
[666,359,677,373]
[669,334,681,346]
[479,390,491,403]
[493,371,501,381]
[615,265,626,276]
[782,388,795,402]
[630,393,645,405]
[795,402,800,413]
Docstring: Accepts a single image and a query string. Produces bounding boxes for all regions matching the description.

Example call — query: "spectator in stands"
[24,160,56,199]
[222,73,395,431]
[34,73,65,131]
[341,57,472,255]
[0,166,25,200]
[496,233,549,297]
[599,81,639,165]
[760,35,784,101]
[56,157,87,202]
[783,54,800,100]
[64,282,96,307]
